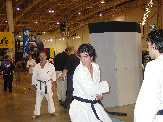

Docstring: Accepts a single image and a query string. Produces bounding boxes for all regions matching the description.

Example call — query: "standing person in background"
[14,59,26,82]
[69,43,112,122]
[26,54,36,75]
[31,51,58,119]
[134,29,163,122]
[54,48,69,103]
[1,55,14,92]
[59,46,80,109]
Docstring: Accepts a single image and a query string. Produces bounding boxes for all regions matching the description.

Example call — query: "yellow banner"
[50,48,54,58]
[0,32,13,48]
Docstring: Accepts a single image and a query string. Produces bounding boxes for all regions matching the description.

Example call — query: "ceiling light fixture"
[16,8,20,10]
[142,0,153,25]
[101,0,105,3]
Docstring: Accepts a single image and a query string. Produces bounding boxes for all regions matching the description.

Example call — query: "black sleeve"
[64,56,71,71]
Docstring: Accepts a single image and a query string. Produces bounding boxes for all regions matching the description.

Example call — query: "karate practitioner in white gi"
[31,51,58,119]
[69,44,112,122]
[134,29,163,122]
[26,54,36,74]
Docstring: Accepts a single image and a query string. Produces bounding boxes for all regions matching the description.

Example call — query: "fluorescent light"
[101,0,105,3]
[16,8,20,10]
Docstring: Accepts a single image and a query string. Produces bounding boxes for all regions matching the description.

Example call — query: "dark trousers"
[3,74,13,92]
[64,74,73,107]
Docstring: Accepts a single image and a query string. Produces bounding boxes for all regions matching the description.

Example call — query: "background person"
[14,59,26,82]
[1,55,14,92]
[26,54,36,75]
[54,48,69,103]
[31,51,58,119]
[134,29,163,122]
[59,46,80,109]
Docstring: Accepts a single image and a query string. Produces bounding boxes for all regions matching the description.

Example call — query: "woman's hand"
[96,94,103,100]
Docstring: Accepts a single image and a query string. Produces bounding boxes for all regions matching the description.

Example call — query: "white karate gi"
[134,55,163,122]
[69,62,112,122]
[32,61,56,115]
[27,59,36,74]
[56,71,67,101]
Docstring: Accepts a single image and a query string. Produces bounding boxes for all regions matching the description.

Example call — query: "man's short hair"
[39,50,47,56]
[147,29,163,53]
[67,46,74,53]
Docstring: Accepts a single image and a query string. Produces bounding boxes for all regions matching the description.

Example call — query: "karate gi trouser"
[34,91,55,115]
[153,115,163,122]
[56,71,67,101]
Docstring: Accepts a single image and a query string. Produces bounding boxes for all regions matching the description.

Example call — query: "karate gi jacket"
[32,61,56,93]
[69,62,111,122]
[134,55,163,122]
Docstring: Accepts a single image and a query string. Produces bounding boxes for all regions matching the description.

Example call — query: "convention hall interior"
[0,0,162,122]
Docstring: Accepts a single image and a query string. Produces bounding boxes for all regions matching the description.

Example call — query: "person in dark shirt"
[59,46,80,108]
[1,55,14,92]
[15,59,26,81]
[54,48,69,102]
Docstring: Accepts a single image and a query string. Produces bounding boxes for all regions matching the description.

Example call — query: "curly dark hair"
[77,43,96,61]
[147,29,163,53]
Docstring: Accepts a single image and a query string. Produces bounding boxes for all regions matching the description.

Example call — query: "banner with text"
[0,32,13,48]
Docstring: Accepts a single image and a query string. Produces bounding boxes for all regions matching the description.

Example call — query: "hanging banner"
[0,32,13,48]
[50,48,54,58]
[31,34,36,41]
[23,29,30,59]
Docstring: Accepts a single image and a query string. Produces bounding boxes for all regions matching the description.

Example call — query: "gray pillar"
[6,0,15,58]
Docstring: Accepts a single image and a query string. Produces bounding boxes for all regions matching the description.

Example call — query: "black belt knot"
[73,96,102,121]
[37,80,48,94]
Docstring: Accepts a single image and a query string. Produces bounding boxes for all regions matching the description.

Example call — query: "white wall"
[90,31,142,107]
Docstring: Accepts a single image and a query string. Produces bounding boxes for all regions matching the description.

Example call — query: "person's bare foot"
[31,115,37,119]
[52,112,58,116]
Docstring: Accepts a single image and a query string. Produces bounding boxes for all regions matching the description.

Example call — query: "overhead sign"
[149,24,156,30]
[0,32,13,48]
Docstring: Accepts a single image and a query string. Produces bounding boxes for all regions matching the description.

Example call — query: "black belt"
[37,80,50,94]
[157,109,163,115]
[73,96,127,121]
